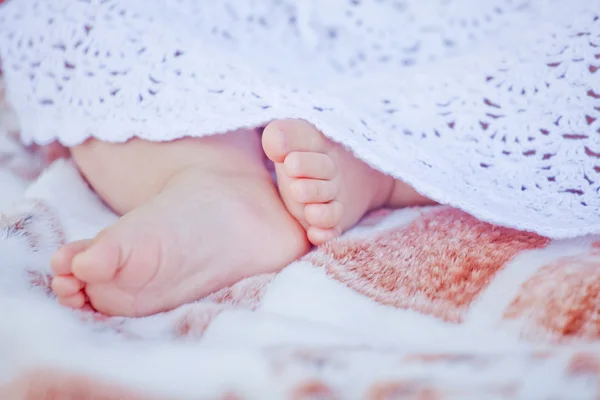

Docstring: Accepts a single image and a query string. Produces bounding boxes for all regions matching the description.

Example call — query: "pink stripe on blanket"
[0,369,168,400]
[291,381,338,400]
[365,381,442,400]
[567,353,600,396]
[0,368,245,400]
[504,250,600,341]
[569,353,600,378]
[309,207,549,322]
[365,380,519,399]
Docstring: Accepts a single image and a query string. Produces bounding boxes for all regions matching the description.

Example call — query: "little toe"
[57,291,86,309]
[290,179,338,204]
[262,119,332,163]
[51,239,93,276]
[51,275,84,297]
[284,152,336,179]
[71,234,121,284]
[307,226,341,246]
[305,201,343,229]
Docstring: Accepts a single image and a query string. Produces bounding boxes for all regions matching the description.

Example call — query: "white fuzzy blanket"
[1,101,600,400]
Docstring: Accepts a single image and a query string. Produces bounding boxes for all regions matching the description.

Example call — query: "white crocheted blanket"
[1,89,600,399]
[0,0,599,239]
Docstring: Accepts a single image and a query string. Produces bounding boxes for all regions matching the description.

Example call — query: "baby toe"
[284,152,336,179]
[307,226,341,246]
[71,235,121,284]
[57,291,86,309]
[262,119,332,162]
[51,275,84,296]
[51,239,93,276]
[290,179,338,204]
[305,201,343,229]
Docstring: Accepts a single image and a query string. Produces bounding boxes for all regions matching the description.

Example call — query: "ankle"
[369,173,395,210]
[386,178,435,208]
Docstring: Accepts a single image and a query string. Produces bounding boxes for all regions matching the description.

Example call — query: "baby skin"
[50,120,433,317]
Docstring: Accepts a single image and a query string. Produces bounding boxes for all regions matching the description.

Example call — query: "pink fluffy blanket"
[1,98,600,400]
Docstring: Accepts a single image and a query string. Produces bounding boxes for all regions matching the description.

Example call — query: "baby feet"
[51,132,309,317]
[49,122,429,316]
[262,119,434,245]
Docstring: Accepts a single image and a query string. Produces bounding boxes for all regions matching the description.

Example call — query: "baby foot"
[51,133,309,317]
[262,119,433,245]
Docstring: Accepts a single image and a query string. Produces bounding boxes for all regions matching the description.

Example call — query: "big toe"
[262,119,332,163]
[71,233,121,284]
[51,239,93,276]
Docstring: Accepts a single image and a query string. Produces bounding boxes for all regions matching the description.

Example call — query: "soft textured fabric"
[0,0,598,238]
[1,124,600,399]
